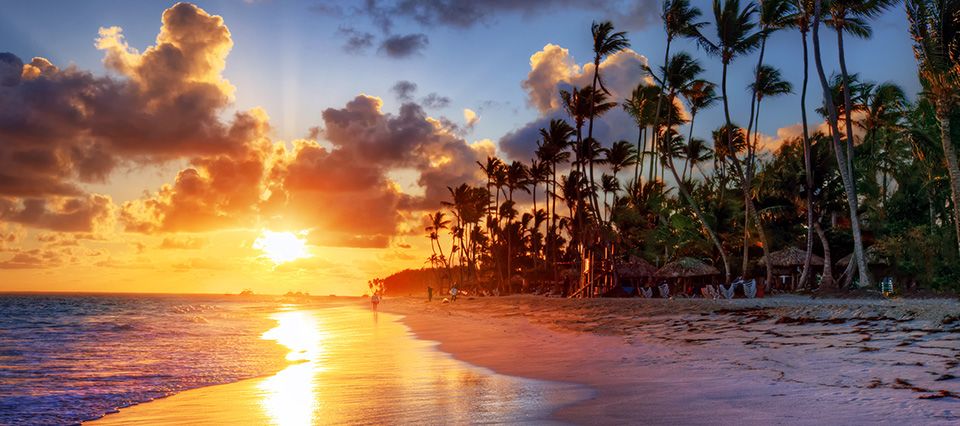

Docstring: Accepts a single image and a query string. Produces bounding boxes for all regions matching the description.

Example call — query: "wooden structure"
[609,256,656,297]
[758,247,825,289]
[655,257,721,297]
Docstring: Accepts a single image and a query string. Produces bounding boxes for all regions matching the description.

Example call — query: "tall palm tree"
[744,64,792,283]
[812,0,872,287]
[537,119,574,272]
[505,161,530,290]
[681,137,714,181]
[653,0,708,189]
[699,0,762,279]
[587,21,630,225]
[907,0,960,256]
[747,0,795,154]
[605,140,639,221]
[680,78,720,174]
[425,211,450,270]
[787,0,818,289]
[826,0,897,180]
[859,82,907,210]
[624,83,663,184]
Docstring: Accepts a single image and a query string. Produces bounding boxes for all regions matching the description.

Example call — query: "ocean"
[0,294,588,425]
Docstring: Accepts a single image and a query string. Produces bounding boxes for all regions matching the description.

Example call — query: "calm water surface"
[0,295,588,425]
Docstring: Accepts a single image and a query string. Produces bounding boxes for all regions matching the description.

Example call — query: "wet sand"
[382,295,960,425]
[91,305,588,425]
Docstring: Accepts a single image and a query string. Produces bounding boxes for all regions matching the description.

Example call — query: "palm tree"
[681,137,714,181]
[826,0,897,179]
[746,0,794,155]
[698,0,762,279]
[537,119,574,272]
[907,0,960,256]
[653,0,708,188]
[605,140,639,221]
[505,161,530,290]
[624,83,663,183]
[744,64,792,284]
[680,78,720,175]
[587,21,630,225]
[425,211,451,270]
[812,0,872,287]
[787,0,818,289]
[859,82,907,211]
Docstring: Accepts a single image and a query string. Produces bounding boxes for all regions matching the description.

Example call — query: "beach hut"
[610,256,656,297]
[836,246,890,281]
[759,247,825,290]
[835,246,888,268]
[655,257,721,297]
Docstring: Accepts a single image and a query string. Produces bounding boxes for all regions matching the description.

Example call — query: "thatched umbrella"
[759,247,825,290]
[836,246,888,267]
[656,257,720,278]
[616,256,657,279]
[759,247,825,267]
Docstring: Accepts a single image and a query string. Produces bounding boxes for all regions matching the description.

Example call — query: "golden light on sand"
[253,230,311,265]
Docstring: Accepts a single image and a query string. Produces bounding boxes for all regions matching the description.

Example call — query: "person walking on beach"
[449,285,458,302]
[371,292,381,311]
[427,286,433,302]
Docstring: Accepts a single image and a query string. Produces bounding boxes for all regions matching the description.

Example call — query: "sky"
[0,0,921,295]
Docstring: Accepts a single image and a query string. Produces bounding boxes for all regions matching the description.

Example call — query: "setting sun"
[253,231,311,265]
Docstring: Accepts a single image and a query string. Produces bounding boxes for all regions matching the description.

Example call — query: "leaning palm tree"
[907,0,960,256]
[698,0,762,279]
[746,0,794,156]
[812,0,872,287]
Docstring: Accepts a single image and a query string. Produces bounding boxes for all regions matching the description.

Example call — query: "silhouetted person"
[427,286,433,302]
[371,293,381,311]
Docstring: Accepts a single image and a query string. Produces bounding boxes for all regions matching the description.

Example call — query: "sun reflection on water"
[258,310,328,425]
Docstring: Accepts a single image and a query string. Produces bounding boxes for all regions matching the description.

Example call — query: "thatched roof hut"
[616,256,657,279]
[759,247,824,267]
[656,257,720,278]
[836,246,888,267]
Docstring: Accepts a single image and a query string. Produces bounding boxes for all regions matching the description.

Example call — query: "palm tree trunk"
[814,220,835,290]
[798,27,816,290]
[683,112,698,181]
[813,0,872,288]
[938,110,960,256]
[635,126,645,184]
[665,152,731,283]
[650,38,673,190]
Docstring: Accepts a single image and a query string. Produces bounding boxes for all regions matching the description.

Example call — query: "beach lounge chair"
[701,284,720,299]
[742,279,757,299]
[640,286,653,298]
[719,282,736,299]
[657,282,670,299]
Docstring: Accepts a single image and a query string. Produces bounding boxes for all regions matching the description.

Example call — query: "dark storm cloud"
[378,33,429,58]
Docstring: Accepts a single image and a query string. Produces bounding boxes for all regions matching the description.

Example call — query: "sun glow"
[254,230,311,265]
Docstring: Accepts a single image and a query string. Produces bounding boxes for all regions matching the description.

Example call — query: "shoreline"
[90,303,589,425]
[381,294,960,424]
